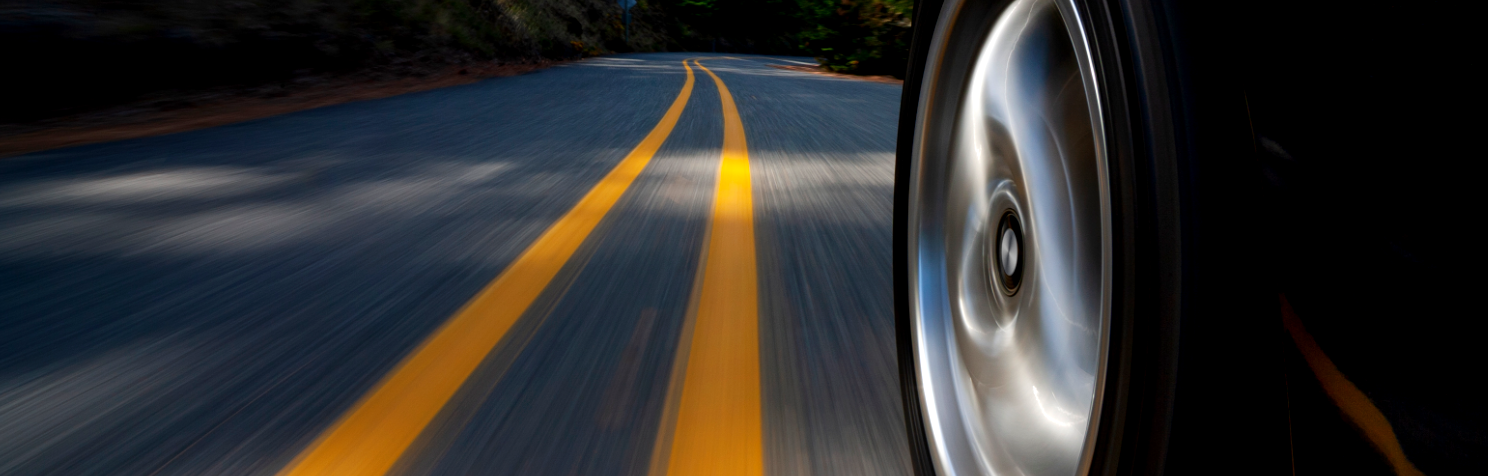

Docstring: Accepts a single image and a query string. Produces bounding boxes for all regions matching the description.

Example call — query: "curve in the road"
[0,53,909,476]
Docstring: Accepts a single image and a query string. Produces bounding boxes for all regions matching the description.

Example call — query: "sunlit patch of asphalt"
[752,153,895,226]
[0,160,544,258]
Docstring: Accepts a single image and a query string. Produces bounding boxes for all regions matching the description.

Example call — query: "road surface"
[0,53,908,475]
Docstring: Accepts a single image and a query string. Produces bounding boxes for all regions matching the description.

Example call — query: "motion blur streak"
[0,54,909,476]
[1280,296,1424,476]
[661,59,763,476]
[276,61,698,476]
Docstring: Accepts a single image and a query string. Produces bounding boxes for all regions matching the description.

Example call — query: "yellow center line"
[662,58,764,476]
[1280,295,1424,476]
[276,60,697,476]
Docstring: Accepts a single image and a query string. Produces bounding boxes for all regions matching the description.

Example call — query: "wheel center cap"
[999,227,1019,277]
[994,211,1024,294]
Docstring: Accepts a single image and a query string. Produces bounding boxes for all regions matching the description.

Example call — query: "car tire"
[893,0,1291,474]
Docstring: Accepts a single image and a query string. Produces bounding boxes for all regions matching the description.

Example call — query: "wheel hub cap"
[907,0,1113,474]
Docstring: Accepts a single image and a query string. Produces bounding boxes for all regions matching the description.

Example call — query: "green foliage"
[335,0,672,57]
[5,0,684,120]
[797,0,913,77]
[650,0,912,78]
[15,0,669,63]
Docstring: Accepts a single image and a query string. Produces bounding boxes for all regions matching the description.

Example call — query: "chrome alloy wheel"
[905,0,1112,474]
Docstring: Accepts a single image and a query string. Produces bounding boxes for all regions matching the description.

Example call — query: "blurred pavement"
[0,53,907,476]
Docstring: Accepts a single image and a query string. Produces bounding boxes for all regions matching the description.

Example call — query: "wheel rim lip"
[905,0,1115,474]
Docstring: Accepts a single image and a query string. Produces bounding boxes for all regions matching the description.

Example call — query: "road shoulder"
[0,60,564,158]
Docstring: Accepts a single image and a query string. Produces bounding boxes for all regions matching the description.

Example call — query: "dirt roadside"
[0,60,566,158]
[768,64,903,85]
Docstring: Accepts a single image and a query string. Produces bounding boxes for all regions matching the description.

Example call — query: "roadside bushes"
[0,0,913,122]
[647,0,912,78]
[798,0,912,77]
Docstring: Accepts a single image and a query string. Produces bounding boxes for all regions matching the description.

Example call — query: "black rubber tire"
[893,1,1291,474]
[892,2,945,474]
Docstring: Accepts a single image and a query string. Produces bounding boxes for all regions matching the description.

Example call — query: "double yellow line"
[658,60,763,476]
[277,59,762,476]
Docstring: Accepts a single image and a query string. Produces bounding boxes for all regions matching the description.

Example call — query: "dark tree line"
[1,0,909,122]
[643,0,912,77]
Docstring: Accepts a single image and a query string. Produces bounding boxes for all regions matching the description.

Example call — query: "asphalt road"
[0,53,908,475]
